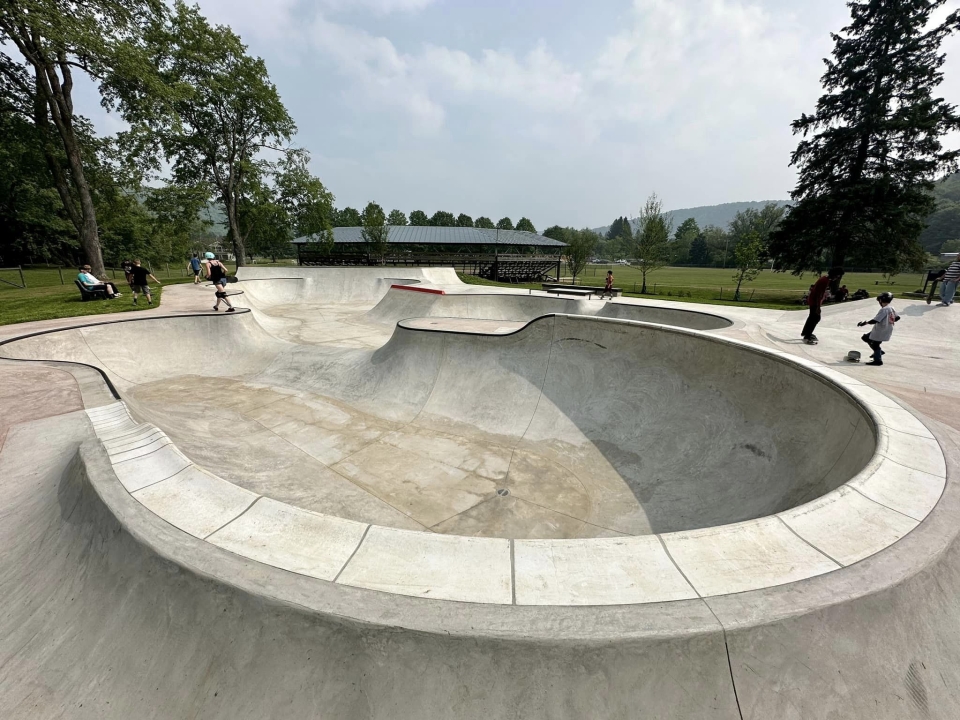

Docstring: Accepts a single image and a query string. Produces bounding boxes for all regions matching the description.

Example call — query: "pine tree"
[771,0,960,272]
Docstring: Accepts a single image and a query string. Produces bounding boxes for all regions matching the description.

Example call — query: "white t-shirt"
[78,272,99,286]
[869,305,897,342]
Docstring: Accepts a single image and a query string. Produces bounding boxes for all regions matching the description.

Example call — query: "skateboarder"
[857,292,899,366]
[801,267,844,344]
[934,256,960,306]
[204,252,235,312]
[130,260,161,305]
[188,253,203,284]
[601,270,615,299]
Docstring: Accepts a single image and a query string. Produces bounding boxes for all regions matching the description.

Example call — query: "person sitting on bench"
[77,265,120,298]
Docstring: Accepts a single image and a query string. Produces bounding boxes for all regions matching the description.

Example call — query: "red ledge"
[391,284,446,295]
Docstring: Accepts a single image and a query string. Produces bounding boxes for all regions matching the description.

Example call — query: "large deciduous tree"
[409,209,428,226]
[635,193,672,293]
[473,216,495,229]
[770,0,960,272]
[0,0,163,276]
[496,216,514,230]
[456,212,473,227]
[128,1,295,267]
[387,209,407,226]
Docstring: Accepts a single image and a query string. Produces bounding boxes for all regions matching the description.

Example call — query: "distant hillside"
[920,173,960,253]
[593,182,958,254]
[592,200,790,236]
[200,202,227,235]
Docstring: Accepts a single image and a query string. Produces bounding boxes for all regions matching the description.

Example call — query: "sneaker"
[809,334,818,341]
[803,337,817,345]
[866,360,883,366]
[226,307,236,313]
[212,305,219,311]
[937,302,948,307]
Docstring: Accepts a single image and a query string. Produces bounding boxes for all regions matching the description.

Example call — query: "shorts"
[131,284,151,294]
[213,278,227,288]
[193,269,201,277]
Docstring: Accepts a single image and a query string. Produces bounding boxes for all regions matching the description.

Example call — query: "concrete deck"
[1,267,959,719]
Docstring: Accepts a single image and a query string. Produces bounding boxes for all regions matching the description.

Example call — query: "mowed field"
[0,263,241,326]
[465,264,927,311]
[0,261,929,326]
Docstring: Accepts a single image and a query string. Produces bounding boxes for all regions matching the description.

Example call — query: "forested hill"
[592,200,790,236]
[920,172,960,252]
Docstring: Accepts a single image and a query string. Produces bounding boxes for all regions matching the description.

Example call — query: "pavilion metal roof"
[292,225,565,248]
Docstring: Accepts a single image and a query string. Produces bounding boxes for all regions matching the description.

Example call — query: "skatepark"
[1,267,959,719]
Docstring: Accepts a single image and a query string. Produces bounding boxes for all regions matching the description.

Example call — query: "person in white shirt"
[76,265,120,298]
[857,292,899,366]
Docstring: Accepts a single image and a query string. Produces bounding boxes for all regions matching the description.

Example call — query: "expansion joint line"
[657,535,743,720]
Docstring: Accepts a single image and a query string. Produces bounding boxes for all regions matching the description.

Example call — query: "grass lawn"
[0,263,248,326]
[460,265,929,311]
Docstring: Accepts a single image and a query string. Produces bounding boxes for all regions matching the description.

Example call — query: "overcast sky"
[83,0,960,229]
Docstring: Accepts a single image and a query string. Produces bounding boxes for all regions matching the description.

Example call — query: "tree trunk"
[36,59,105,276]
[224,192,245,268]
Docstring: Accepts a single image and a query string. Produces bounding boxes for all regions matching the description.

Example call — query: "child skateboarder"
[130,259,161,305]
[802,266,844,344]
[857,291,899,366]
[204,252,235,312]
[600,270,615,299]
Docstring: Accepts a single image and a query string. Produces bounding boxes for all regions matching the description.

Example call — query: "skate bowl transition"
[1,266,956,719]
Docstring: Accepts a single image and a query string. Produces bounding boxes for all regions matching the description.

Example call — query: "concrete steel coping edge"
[59,310,946,620]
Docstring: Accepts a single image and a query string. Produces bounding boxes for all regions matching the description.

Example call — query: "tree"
[456,212,473,227]
[126,1,295,267]
[606,216,631,240]
[732,233,765,300]
[387,209,407,226]
[702,225,730,267]
[770,0,960,272]
[335,207,361,226]
[0,111,77,265]
[238,178,290,262]
[474,216,495,229]
[429,210,456,226]
[634,193,672,293]
[0,0,163,275]
[730,204,785,248]
[564,229,597,285]
[689,235,710,266]
[409,209,429,226]
[274,149,334,238]
[361,201,389,264]
[516,217,536,233]
[674,217,700,243]
[541,225,566,242]
[496,216,514,230]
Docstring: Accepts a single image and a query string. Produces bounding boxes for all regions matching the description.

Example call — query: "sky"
[76,0,960,229]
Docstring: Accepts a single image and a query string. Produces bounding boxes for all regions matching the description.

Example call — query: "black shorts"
[193,269,201,277]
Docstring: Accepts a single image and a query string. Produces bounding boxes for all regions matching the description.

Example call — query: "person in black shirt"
[204,252,234,312]
[130,259,161,305]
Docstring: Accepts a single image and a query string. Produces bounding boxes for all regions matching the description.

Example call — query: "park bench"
[544,287,598,298]
[541,283,622,297]
[75,279,108,301]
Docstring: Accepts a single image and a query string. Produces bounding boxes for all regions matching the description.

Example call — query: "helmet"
[204,252,215,259]
[878,291,894,302]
